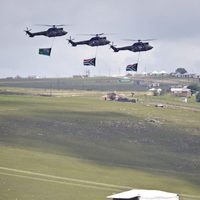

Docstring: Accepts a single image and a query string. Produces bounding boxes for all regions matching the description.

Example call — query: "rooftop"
[107,189,179,200]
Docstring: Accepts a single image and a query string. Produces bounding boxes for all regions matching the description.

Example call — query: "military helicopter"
[24,24,68,38]
[67,33,110,47]
[110,39,154,52]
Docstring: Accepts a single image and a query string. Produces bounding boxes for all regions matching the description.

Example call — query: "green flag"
[39,48,51,56]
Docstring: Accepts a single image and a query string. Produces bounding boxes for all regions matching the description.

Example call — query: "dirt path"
[0,166,131,191]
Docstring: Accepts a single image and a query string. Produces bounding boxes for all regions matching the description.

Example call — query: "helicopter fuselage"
[111,42,153,52]
[88,37,110,46]
[26,27,67,38]
[68,36,110,47]
[131,42,153,52]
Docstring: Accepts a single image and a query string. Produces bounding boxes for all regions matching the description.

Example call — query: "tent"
[107,189,179,200]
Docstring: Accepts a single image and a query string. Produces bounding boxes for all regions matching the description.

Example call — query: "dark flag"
[39,48,52,56]
[83,58,96,66]
[126,63,138,71]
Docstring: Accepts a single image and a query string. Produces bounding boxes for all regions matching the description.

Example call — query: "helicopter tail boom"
[24,28,34,37]
[27,31,34,37]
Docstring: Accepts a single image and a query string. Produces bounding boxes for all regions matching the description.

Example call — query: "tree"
[175,68,187,74]
[196,92,200,102]
[187,83,200,94]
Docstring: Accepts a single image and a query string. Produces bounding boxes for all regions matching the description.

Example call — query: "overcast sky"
[0,0,200,77]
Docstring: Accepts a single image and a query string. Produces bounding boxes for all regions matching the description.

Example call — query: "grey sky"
[0,0,200,77]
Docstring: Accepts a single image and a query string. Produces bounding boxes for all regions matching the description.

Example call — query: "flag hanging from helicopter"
[83,58,96,66]
[39,48,52,56]
[126,63,138,71]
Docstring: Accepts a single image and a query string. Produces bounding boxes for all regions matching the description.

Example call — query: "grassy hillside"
[0,92,199,200]
[0,76,198,91]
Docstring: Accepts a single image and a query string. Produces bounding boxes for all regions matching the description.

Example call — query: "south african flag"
[83,58,96,66]
[126,63,138,71]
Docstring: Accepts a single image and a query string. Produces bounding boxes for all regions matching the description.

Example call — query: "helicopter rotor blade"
[124,38,156,42]
[96,33,104,36]
[35,24,54,27]
[76,34,92,36]
[76,33,104,36]
[93,33,115,36]
[140,39,156,41]
[35,24,71,27]
[54,24,72,27]
[76,33,114,36]
[124,39,138,41]
[87,33,104,36]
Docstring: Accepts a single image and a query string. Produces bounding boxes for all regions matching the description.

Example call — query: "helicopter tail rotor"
[24,27,34,37]
[109,42,116,48]
[24,27,31,34]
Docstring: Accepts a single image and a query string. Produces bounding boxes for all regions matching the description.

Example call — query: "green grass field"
[0,89,200,200]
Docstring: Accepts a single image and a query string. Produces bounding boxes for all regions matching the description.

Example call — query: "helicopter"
[67,33,110,47]
[24,24,68,38]
[110,39,154,52]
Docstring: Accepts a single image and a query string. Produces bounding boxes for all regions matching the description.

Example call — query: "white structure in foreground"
[107,189,179,200]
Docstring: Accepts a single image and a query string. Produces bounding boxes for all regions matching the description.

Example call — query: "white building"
[170,87,191,97]
[107,189,179,200]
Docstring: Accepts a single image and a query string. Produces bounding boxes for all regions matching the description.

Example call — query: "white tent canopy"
[107,189,179,200]
[160,70,167,74]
